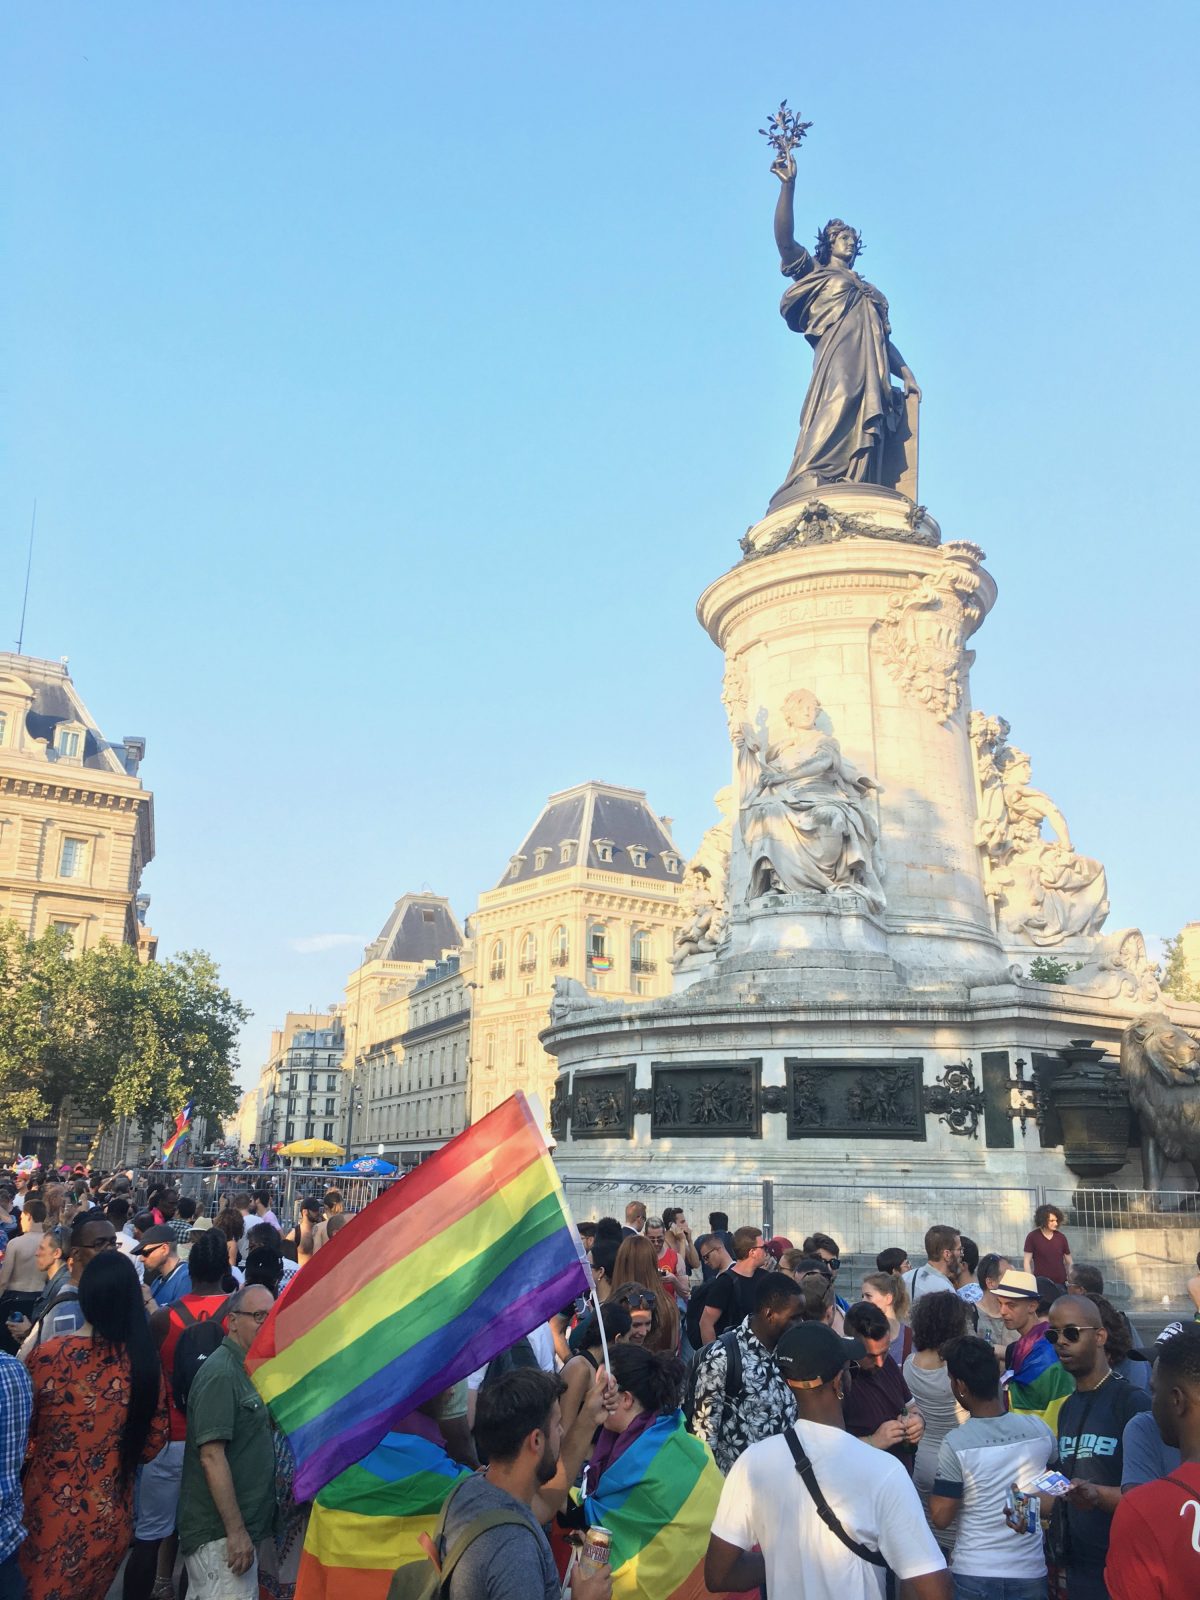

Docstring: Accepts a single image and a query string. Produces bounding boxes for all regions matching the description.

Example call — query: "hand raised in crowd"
[583,1363,619,1430]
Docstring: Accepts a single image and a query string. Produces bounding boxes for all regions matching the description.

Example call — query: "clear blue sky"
[5,4,1197,1087]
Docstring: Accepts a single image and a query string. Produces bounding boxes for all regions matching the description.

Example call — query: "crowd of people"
[0,1171,1198,1599]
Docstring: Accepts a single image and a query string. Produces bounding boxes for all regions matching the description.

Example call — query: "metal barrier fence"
[128,1167,1200,1308]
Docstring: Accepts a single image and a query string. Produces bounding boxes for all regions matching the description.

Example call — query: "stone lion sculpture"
[1120,1014,1200,1199]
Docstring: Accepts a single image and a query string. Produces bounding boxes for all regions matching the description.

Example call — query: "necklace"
[1077,1368,1113,1393]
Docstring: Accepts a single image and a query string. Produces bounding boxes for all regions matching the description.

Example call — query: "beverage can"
[580,1526,613,1569]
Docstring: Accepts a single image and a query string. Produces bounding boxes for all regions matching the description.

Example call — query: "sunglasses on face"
[619,1291,656,1310]
[822,1257,841,1271]
[1046,1324,1099,1345]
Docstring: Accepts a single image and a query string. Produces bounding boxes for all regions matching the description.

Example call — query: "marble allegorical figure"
[768,148,920,508]
[671,787,735,965]
[970,713,1109,948]
[735,689,885,911]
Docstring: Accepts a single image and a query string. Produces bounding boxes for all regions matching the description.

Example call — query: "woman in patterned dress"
[20,1250,168,1600]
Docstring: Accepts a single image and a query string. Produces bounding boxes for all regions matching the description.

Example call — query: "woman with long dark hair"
[20,1250,168,1600]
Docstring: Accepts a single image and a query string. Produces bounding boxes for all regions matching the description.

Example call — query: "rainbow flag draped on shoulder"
[295,1430,469,1600]
[247,1092,590,1497]
[581,1410,737,1600]
[1006,1324,1074,1431]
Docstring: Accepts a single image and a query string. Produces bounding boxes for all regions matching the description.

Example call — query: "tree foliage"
[0,920,248,1145]
[1159,933,1200,1004]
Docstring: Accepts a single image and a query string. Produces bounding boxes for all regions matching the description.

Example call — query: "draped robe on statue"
[771,247,904,503]
[737,724,885,912]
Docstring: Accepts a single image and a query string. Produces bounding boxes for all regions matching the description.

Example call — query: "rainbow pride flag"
[581,1410,736,1599]
[248,1091,590,1497]
[1006,1328,1074,1432]
[295,1430,468,1600]
[161,1100,193,1161]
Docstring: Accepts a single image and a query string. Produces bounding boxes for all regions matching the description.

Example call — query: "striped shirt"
[0,1354,32,1562]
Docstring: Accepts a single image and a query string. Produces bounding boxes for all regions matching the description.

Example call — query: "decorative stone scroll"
[784,1058,925,1140]
[650,1061,761,1139]
[875,542,988,723]
[571,1067,636,1140]
[969,713,1109,949]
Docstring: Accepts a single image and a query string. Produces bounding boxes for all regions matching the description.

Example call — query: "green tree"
[1159,933,1200,1003]
[0,919,248,1155]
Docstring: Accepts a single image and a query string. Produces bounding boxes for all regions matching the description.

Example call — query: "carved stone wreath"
[740,499,937,561]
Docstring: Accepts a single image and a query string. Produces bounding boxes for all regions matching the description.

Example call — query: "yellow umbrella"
[276,1138,345,1158]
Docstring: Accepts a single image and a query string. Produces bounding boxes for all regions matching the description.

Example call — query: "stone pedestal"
[701,485,1002,985]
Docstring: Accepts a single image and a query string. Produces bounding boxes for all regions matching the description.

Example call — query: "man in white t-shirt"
[928,1333,1054,1593]
[706,1321,950,1600]
[904,1224,962,1306]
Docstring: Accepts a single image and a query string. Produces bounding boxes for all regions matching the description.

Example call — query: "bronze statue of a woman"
[764,112,921,511]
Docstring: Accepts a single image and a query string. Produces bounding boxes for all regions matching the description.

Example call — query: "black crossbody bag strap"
[783,1428,887,1567]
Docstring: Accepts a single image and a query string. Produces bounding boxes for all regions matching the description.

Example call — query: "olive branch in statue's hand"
[760,100,812,181]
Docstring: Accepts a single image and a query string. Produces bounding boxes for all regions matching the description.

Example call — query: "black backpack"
[683,1328,744,1432]
[478,1335,539,1392]
[171,1297,234,1414]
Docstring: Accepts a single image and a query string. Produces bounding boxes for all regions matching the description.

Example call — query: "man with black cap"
[705,1321,950,1599]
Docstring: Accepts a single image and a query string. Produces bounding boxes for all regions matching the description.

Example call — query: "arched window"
[551,925,569,968]
[519,932,537,974]
[489,938,505,982]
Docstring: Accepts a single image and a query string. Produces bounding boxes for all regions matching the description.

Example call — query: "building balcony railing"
[489,963,506,981]
[630,957,658,975]
[518,959,538,974]
[550,951,570,967]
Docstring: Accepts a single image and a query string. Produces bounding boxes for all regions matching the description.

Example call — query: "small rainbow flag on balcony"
[247,1092,590,1497]
[161,1100,193,1161]
[589,954,612,971]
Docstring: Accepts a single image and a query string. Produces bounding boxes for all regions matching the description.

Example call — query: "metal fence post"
[762,1178,774,1240]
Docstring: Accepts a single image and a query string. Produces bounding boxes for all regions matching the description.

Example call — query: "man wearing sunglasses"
[1048,1293,1150,1600]
[178,1284,277,1599]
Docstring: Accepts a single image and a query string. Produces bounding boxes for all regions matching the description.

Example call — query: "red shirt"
[1024,1227,1071,1283]
[1106,1461,1200,1599]
[160,1292,231,1441]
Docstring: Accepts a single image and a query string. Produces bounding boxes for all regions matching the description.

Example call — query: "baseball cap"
[764,1235,794,1262]
[992,1269,1040,1301]
[132,1225,176,1254]
[775,1321,866,1386]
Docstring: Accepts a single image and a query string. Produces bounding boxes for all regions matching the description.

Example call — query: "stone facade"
[468,781,689,1126]
[0,653,153,952]
[255,1013,347,1152]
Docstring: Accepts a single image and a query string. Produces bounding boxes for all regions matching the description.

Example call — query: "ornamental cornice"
[0,773,148,810]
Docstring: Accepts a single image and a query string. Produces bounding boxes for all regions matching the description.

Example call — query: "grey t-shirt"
[1121,1407,1181,1489]
[440,1473,558,1600]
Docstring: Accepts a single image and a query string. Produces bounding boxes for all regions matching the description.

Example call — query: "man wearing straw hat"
[992,1268,1075,1431]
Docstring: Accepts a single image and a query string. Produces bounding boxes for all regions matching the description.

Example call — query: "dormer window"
[559,839,577,865]
[54,723,84,762]
[534,848,550,871]
[662,852,680,875]
[629,845,647,870]
[508,854,526,881]
[594,838,615,865]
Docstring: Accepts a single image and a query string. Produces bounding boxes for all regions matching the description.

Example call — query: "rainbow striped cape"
[581,1410,736,1600]
[1006,1329,1074,1432]
[248,1092,590,1497]
[295,1431,469,1600]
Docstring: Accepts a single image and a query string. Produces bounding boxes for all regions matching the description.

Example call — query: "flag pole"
[590,1285,611,1373]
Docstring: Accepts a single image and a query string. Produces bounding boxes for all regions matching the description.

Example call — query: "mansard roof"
[498,781,682,887]
[365,893,463,964]
[0,652,143,777]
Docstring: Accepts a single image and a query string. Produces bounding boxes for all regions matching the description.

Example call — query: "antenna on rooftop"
[15,501,36,656]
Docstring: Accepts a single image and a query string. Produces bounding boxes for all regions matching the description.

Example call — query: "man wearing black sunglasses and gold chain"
[1047,1293,1150,1600]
